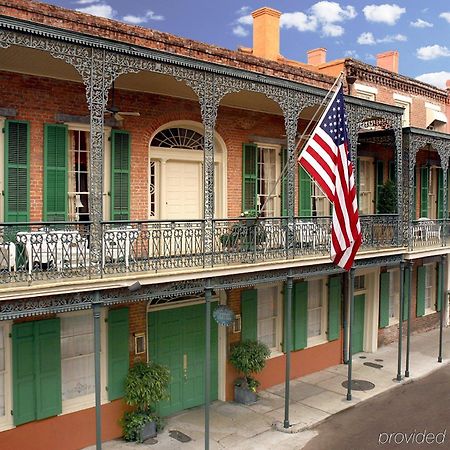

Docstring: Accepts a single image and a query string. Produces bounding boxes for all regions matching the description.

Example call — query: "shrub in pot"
[229,339,270,404]
[121,361,170,442]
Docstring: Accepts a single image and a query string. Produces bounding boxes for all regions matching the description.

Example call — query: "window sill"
[268,349,284,359]
[61,393,108,415]
[306,337,328,348]
[388,318,399,327]
[0,420,14,432]
[423,308,437,317]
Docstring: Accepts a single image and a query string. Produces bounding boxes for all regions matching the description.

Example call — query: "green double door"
[351,294,365,354]
[148,303,218,416]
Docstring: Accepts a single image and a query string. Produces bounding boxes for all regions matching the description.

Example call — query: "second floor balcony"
[0,214,405,286]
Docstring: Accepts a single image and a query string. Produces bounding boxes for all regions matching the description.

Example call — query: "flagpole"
[347,268,355,401]
[256,72,345,219]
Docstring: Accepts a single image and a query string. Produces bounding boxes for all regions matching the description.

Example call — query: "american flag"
[298,82,361,270]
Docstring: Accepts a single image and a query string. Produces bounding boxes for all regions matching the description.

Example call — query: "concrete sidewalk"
[87,327,450,450]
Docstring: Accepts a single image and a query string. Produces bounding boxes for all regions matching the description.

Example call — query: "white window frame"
[0,322,12,432]
[66,123,111,221]
[59,310,108,415]
[388,269,400,326]
[257,283,283,357]
[393,94,412,128]
[354,83,377,101]
[358,156,375,214]
[424,263,437,315]
[255,142,281,218]
[306,277,328,348]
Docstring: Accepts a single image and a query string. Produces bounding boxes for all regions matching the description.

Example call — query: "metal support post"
[205,281,212,449]
[397,261,405,381]
[284,271,293,429]
[343,274,348,364]
[438,255,446,363]
[405,261,412,377]
[347,268,355,401]
[92,292,103,450]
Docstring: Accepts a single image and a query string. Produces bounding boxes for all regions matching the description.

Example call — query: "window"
[354,83,377,101]
[68,130,90,222]
[257,286,280,352]
[425,264,436,313]
[393,94,412,128]
[388,269,400,324]
[425,102,447,131]
[307,279,327,346]
[61,313,95,404]
[256,145,280,217]
[354,275,366,291]
[358,157,375,214]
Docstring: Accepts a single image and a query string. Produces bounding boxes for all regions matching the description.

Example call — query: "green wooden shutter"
[420,167,429,218]
[298,167,312,217]
[242,144,258,216]
[241,289,257,341]
[416,266,426,317]
[379,272,390,328]
[12,322,36,426]
[44,124,68,221]
[403,268,410,322]
[108,308,130,400]
[328,276,342,341]
[413,169,417,219]
[111,130,131,220]
[437,262,443,312]
[281,148,288,217]
[5,120,29,223]
[35,318,61,420]
[437,168,444,219]
[292,281,308,350]
[375,160,384,213]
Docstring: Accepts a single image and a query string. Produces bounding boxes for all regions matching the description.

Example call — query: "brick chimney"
[307,48,327,66]
[376,51,399,73]
[446,79,450,91]
[251,7,281,61]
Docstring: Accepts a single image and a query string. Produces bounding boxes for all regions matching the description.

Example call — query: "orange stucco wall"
[225,335,343,401]
[0,400,125,450]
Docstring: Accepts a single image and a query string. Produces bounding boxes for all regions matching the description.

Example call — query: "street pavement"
[85,327,450,450]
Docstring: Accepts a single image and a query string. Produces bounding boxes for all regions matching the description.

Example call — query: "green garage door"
[148,303,218,416]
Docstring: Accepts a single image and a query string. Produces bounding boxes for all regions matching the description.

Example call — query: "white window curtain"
[257,286,278,349]
[308,279,323,338]
[61,314,95,401]
[0,325,5,416]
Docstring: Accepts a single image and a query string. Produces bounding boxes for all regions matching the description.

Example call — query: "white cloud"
[357,32,376,45]
[75,0,99,4]
[322,23,344,37]
[416,71,450,89]
[379,33,407,43]
[310,1,356,23]
[76,4,115,19]
[232,25,249,37]
[417,44,450,60]
[344,50,359,58]
[440,12,450,24]
[357,32,406,45]
[122,9,164,24]
[281,12,318,32]
[363,4,406,25]
[236,6,250,15]
[410,18,433,28]
[237,14,252,26]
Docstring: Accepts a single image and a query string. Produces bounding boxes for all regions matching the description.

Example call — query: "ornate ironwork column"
[393,120,403,247]
[186,74,220,266]
[438,149,449,247]
[86,49,111,268]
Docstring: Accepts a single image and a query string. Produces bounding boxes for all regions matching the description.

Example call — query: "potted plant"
[229,339,270,404]
[121,361,170,443]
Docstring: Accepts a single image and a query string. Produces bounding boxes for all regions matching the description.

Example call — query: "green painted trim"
[379,272,390,328]
[111,130,131,220]
[242,143,258,216]
[43,124,68,221]
[4,120,30,223]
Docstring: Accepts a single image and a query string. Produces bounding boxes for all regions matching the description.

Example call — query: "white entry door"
[166,160,203,220]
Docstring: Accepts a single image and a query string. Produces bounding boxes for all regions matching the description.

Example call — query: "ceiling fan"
[106,82,140,121]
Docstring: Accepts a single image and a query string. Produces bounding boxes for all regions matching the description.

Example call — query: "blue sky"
[46,0,450,89]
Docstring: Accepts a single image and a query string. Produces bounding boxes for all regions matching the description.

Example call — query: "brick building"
[0,2,449,449]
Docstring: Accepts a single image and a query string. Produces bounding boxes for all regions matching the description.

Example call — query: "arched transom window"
[150,128,203,150]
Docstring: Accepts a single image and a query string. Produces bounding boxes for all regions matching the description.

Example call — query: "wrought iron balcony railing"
[0,214,407,285]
